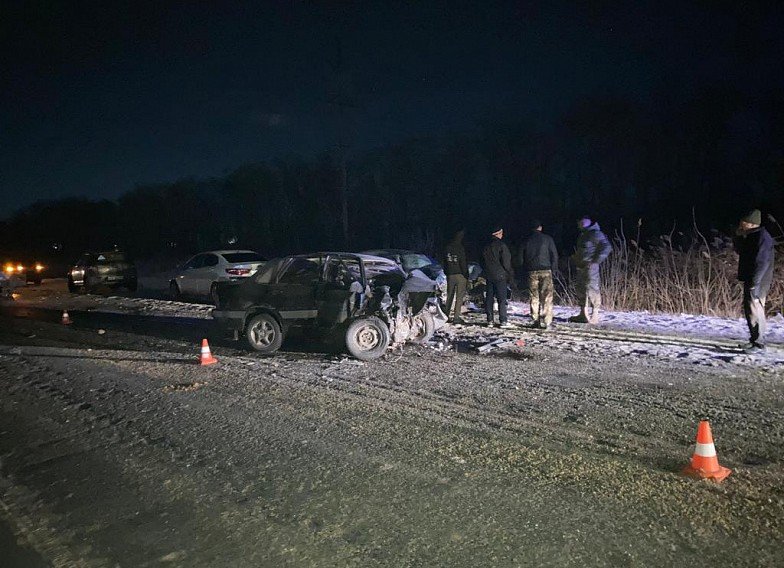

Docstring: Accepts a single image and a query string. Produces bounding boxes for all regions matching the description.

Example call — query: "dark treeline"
[1,88,782,267]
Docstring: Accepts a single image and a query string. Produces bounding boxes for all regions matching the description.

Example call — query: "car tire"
[169,281,181,301]
[409,310,435,344]
[245,313,284,355]
[345,316,390,361]
[210,282,219,306]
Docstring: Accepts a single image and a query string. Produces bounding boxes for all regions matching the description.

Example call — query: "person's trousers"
[528,270,554,325]
[576,263,601,313]
[445,274,467,320]
[485,278,508,323]
[743,283,767,344]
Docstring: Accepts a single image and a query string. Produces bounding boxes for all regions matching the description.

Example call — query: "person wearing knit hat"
[733,209,775,352]
[482,225,515,328]
[518,219,559,329]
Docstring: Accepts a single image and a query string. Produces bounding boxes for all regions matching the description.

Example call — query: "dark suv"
[67,251,137,293]
[212,253,439,360]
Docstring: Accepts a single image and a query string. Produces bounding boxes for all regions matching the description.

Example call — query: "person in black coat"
[519,219,559,329]
[443,229,469,324]
[482,226,514,328]
[733,209,775,352]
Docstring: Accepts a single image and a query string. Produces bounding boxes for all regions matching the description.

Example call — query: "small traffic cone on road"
[61,310,72,325]
[682,420,731,482]
[199,339,218,366]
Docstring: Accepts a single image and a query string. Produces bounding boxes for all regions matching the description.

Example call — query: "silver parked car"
[170,250,266,304]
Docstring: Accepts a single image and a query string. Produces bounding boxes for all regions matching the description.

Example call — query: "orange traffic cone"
[682,420,731,482]
[199,339,218,366]
[61,310,72,325]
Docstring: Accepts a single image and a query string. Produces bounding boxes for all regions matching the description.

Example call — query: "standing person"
[443,229,469,324]
[519,219,559,329]
[733,209,775,352]
[569,215,611,324]
[482,226,515,328]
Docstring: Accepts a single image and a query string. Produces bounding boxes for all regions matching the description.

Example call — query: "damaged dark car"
[212,253,444,361]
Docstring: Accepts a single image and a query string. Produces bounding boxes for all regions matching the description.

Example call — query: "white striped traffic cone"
[199,339,217,366]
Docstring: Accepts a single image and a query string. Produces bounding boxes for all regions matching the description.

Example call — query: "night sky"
[2,1,783,217]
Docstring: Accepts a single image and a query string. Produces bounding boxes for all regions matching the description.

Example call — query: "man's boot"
[569,309,589,323]
[588,308,600,325]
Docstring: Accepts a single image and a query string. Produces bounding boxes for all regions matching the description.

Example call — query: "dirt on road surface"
[0,281,782,566]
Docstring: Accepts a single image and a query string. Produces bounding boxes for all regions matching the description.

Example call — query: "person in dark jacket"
[482,226,514,328]
[733,209,775,352]
[569,215,611,324]
[519,219,559,329]
[443,229,469,324]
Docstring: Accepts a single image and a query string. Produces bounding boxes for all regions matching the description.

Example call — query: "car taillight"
[226,268,251,276]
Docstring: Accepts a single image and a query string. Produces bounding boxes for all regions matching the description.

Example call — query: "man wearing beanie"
[482,225,514,328]
[733,209,775,352]
[518,219,559,329]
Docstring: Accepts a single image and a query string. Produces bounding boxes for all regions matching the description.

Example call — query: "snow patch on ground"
[505,301,784,345]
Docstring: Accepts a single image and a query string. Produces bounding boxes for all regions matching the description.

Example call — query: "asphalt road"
[0,287,783,567]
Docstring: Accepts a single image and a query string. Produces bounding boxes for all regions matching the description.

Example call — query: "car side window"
[203,254,219,267]
[254,259,281,283]
[184,255,203,269]
[277,257,321,285]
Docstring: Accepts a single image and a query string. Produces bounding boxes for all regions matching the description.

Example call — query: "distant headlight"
[3,264,14,274]
[16,264,24,272]
[35,264,44,272]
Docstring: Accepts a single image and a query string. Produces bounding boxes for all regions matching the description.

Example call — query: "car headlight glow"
[35,264,44,271]
[3,264,14,274]
[16,264,24,272]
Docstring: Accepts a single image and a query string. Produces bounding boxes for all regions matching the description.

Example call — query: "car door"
[316,255,362,327]
[71,253,94,285]
[196,253,220,296]
[270,256,322,324]
[177,255,204,295]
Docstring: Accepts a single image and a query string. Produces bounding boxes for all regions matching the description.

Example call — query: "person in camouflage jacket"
[569,215,611,324]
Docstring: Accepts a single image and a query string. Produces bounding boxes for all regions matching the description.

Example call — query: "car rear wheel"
[345,316,390,361]
[409,310,435,344]
[245,313,284,354]
[169,281,181,300]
